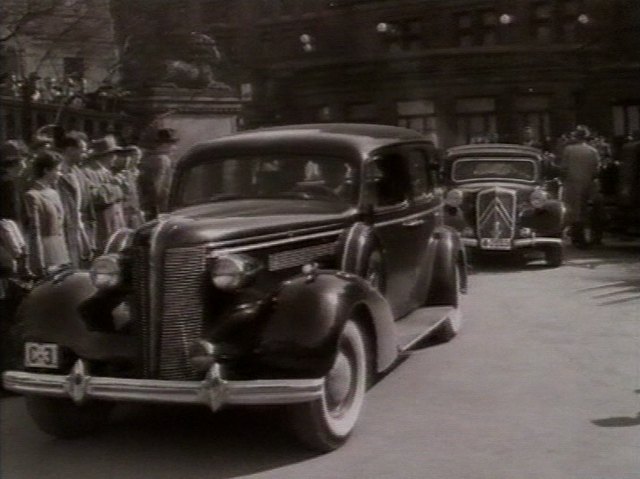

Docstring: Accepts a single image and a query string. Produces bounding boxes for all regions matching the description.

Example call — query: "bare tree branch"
[0,0,64,43]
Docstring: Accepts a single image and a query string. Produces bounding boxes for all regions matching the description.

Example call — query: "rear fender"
[13,272,136,362]
[258,270,397,377]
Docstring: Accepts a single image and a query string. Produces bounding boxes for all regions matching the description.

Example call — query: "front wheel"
[26,395,113,439]
[287,320,368,452]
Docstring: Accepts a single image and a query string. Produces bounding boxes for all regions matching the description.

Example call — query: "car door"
[367,147,428,319]
[402,144,444,312]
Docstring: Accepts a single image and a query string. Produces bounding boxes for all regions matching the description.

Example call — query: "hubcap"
[325,351,353,411]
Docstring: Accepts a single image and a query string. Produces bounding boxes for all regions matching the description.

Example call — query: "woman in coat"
[24,151,70,276]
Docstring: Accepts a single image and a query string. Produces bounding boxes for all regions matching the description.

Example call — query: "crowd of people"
[0,125,178,292]
[0,124,179,373]
[3,73,129,112]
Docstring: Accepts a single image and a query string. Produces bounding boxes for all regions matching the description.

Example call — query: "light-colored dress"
[24,181,70,276]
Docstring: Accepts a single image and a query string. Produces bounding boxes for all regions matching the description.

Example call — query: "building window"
[383,18,424,52]
[613,104,640,138]
[347,103,376,122]
[559,0,583,43]
[456,12,474,47]
[397,100,436,136]
[456,97,496,144]
[515,95,551,142]
[63,57,84,80]
[532,2,554,43]
[480,10,498,45]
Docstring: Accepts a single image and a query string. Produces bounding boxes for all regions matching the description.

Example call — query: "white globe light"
[376,22,389,33]
[577,14,590,25]
[499,14,513,25]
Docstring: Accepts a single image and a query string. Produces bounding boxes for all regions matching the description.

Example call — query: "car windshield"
[452,158,537,182]
[174,155,358,208]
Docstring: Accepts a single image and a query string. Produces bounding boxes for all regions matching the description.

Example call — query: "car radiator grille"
[130,245,205,380]
[130,246,151,377]
[476,187,517,239]
[159,246,206,380]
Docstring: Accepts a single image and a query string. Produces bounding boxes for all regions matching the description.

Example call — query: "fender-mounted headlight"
[445,189,463,207]
[89,254,122,289]
[530,189,549,209]
[210,254,262,291]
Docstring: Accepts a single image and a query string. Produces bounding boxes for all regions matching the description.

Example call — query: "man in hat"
[82,135,127,252]
[138,128,179,220]
[560,125,601,247]
[58,135,93,267]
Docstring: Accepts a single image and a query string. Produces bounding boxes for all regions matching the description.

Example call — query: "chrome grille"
[159,246,206,380]
[268,241,336,271]
[476,187,517,240]
[130,246,151,377]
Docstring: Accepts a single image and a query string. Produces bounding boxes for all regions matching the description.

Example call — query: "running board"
[396,306,453,352]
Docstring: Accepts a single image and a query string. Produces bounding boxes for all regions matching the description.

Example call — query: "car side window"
[405,149,432,201]
[368,152,411,208]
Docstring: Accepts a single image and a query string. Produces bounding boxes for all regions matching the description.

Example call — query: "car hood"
[134,199,353,248]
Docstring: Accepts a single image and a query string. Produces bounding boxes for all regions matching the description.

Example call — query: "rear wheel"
[544,244,564,267]
[26,396,113,439]
[430,262,464,342]
[287,319,368,452]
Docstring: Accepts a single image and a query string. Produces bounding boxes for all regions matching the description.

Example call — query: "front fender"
[418,225,467,302]
[520,200,566,235]
[256,271,397,378]
[13,272,136,362]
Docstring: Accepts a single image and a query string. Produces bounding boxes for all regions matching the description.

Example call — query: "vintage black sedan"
[443,143,566,266]
[4,124,466,452]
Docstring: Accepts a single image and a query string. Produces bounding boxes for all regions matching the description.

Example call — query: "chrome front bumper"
[462,237,563,249]
[2,359,324,410]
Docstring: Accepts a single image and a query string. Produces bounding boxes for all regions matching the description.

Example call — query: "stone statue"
[121,31,230,91]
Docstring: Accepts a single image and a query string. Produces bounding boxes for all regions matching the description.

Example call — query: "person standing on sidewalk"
[560,125,601,247]
[138,128,179,221]
[58,135,92,268]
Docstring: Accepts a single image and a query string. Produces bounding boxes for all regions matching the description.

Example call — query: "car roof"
[179,123,428,167]
[446,143,542,158]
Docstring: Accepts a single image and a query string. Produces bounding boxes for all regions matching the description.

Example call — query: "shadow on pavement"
[87,403,319,477]
[591,413,640,428]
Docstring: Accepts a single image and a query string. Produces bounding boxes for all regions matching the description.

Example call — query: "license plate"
[480,238,512,250]
[24,342,59,369]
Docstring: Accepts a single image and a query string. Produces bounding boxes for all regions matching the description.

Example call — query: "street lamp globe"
[499,14,514,25]
[376,22,389,34]
[577,14,590,25]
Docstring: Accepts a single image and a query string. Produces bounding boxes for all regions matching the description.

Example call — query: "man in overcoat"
[560,125,601,247]
[82,136,126,253]
[58,135,92,267]
[138,128,179,221]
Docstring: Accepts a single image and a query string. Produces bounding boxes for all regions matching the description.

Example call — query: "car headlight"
[445,189,463,207]
[530,189,549,209]
[210,254,261,291]
[89,254,122,289]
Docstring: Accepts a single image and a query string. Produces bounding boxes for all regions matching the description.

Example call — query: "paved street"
[1,241,639,479]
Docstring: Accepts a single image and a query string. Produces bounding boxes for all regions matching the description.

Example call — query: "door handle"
[402,219,424,227]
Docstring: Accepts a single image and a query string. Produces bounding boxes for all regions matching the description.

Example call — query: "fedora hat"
[89,135,122,158]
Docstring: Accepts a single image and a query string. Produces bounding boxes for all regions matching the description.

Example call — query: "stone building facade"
[192,0,640,149]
